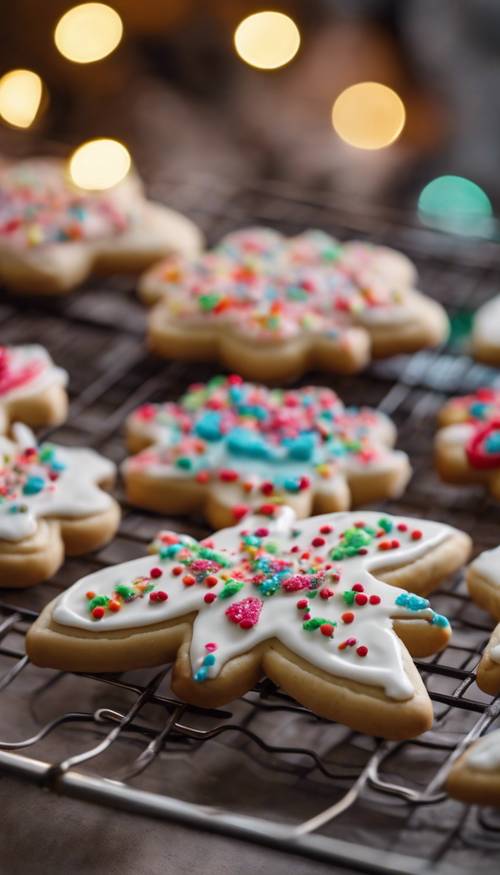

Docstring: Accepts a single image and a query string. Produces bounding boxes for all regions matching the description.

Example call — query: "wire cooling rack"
[1,174,500,874]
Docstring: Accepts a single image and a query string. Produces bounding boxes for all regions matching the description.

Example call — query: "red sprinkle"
[356,645,368,657]
[261,482,274,496]
[232,504,249,521]
[319,587,334,600]
[259,503,276,516]
[296,598,309,609]
[341,611,355,624]
[92,606,105,620]
[183,574,196,586]
[312,536,325,547]
[150,567,163,579]
[369,594,381,605]
[411,530,423,540]
[320,525,333,534]
[204,592,217,604]
[352,583,364,592]
[205,575,218,588]
[219,469,238,482]
[108,600,121,612]
[320,623,334,637]
[397,523,408,532]
[255,527,269,537]
[86,591,96,600]
[172,566,183,576]
[355,593,368,606]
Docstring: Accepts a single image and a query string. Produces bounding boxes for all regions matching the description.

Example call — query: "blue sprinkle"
[395,592,430,612]
[51,459,66,473]
[159,543,182,559]
[470,401,488,420]
[227,427,273,460]
[283,477,300,493]
[194,666,209,682]
[194,411,222,442]
[23,476,45,496]
[203,653,216,666]
[485,432,500,454]
[285,433,315,461]
[431,613,449,628]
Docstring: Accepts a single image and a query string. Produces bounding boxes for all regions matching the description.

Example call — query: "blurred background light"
[69,138,131,190]
[234,11,300,70]
[418,175,493,235]
[332,82,406,150]
[0,69,43,129]
[54,3,123,64]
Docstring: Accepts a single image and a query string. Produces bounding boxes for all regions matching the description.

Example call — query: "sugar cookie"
[0,158,202,294]
[0,423,120,587]
[0,343,68,432]
[472,295,500,365]
[27,508,471,738]
[123,375,411,529]
[435,388,500,498]
[466,546,500,696]
[143,228,448,380]
[447,728,500,806]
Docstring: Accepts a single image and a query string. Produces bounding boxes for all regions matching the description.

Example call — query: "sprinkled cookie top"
[441,388,500,470]
[54,507,452,700]
[0,344,67,400]
[0,159,136,248]
[124,374,405,509]
[0,423,114,541]
[151,228,417,340]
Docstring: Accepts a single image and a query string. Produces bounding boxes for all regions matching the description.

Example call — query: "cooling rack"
[1,173,500,874]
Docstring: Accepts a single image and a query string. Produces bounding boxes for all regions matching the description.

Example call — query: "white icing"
[467,729,500,771]
[474,296,500,348]
[0,425,115,541]
[0,344,67,402]
[53,509,453,701]
[434,423,475,449]
[470,545,500,589]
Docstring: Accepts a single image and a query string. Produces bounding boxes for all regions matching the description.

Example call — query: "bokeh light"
[332,82,406,150]
[54,3,123,64]
[234,11,300,70]
[418,175,493,235]
[0,69,43,129]
[69,138,131,190]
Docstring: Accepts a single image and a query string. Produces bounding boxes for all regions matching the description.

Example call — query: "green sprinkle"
[303,617,334,632]
[378,517,393,533]
[88,595,110,611]
[219,580,245,599]
[199,293,220,311]
[176,456,192,470]
[342,590,355,605]
[114,583,136,601]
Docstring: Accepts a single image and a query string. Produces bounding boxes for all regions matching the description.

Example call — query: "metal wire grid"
[0,176,500,874]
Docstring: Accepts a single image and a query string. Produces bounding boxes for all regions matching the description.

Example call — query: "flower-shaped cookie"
[143,228,448,380]
[27,507,471,739]
[0,343,68,432]
[435,388,500,498]
[472,295,500,365]
[447,728,500,806]
[466,545,500,696]
[0,423,120,587]
[123,375,411,529]
[0,158,202,294]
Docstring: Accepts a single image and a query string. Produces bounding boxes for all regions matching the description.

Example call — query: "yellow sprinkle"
[26,224,43,246]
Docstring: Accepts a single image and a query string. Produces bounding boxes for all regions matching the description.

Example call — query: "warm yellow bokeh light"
[69,138,131,190]
[54,3,123,64]
[332,82,406,150]
[234,11,300,70]
[0,69,43,129]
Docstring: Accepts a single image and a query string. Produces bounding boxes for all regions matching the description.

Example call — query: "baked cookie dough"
[27,508,470,739]
[0,423,120,587]
[466,545,500,696]
[472,295,500,365]
[0,343,68,432]
[142,228,449,381]
[435,388,500,498]
[447,728,500,806]
[123,375,412,530]
[0,158,203,294]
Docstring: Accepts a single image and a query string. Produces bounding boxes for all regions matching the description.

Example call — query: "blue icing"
[395,592,430,612]
[469,401,488,420]
[236,404,268,421]
[431,613,449,628]
[283,477,301,493]
[485,431,500,454]
[194,411,222,441]
[227,427,275,460]
[284,432,316,461]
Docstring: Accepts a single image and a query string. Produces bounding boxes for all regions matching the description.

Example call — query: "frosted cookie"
[27,508,471,738]
[447,729,500,806]
[0,343,68,432]
[123,375,411,529]
[435,388,500,498]
[472,296,500,365]
[466,546,500,696]
[0,158,202,294]
[143,228,448,381]
[0,423,120,588]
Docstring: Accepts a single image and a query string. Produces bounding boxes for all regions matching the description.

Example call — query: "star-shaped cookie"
[0,423,120,587]
[435,388,500,498]
[0,158,202,294]
[123,375,411,530]
[142,228,449,380]
[27,508,471,738]
[0,343,68,433]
